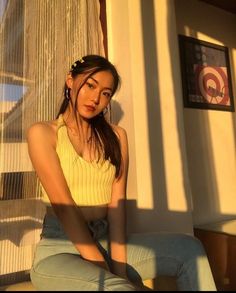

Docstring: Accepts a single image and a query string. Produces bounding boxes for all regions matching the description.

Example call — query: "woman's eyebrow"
[89,76,112,91]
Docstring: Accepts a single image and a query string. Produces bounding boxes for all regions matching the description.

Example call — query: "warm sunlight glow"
[208,114,236,215]
[0,143,33,173]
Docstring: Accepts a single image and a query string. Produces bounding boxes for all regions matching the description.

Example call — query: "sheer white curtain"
[0,0,104,284]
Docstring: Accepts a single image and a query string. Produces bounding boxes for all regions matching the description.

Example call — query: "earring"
[103,106,108,115]
[98,106,110,117]
[66,88,71,100]
[99,106,108,117]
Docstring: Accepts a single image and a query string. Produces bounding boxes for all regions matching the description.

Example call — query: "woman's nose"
[92,92,100,104]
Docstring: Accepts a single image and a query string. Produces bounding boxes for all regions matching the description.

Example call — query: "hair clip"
[71,58,84,71]
[71,62,77,69]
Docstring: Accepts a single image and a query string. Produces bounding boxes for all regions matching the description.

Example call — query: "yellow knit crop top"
[41,114,116,206]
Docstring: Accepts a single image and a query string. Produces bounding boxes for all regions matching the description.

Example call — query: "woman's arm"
[27,122,109,269]
[107,126,129,278]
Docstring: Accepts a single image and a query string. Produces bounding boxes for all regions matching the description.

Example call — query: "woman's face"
[68,70,114,119]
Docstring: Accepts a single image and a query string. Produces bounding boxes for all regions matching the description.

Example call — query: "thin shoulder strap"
[57,114,65,128]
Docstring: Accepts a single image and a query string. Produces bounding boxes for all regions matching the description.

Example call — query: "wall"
[175,0,236,225]
[106,0,236,232]
[106,0,194,234]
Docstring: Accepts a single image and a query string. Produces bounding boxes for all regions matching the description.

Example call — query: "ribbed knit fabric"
[41,115,116,206]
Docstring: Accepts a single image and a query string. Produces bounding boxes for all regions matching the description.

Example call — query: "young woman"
[27,55,216,291]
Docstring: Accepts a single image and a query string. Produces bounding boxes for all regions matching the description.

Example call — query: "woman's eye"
[86,82,94,89]
[103,92,111,98]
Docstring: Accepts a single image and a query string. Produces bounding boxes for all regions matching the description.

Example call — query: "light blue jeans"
[30,215,216,291]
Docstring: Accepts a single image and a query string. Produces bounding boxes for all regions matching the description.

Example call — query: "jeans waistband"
[41,214,108,241]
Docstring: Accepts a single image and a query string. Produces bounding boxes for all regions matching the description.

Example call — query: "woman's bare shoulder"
[27,119,58,145]
[111,123,128,141]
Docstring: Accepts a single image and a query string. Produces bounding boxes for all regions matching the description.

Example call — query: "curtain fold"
[0,0,104,283]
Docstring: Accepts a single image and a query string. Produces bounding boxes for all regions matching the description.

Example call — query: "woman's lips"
[84,105,96,111]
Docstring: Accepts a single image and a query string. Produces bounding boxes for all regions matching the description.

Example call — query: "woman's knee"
[166,233,209,271]
[178,234,206,257]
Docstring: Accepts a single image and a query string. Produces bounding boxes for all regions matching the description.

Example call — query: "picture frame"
[178,35,235,112]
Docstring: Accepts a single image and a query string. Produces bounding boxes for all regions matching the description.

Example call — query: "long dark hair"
[57,55,122,177]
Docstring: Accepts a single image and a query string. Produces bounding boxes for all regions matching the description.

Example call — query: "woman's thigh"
[125,232,216,291]
[31,239,136,291]
[126,232,200,277]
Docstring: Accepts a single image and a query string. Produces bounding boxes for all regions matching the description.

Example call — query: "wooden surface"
[194,219,236,291]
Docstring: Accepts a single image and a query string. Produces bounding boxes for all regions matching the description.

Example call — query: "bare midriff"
[46,204,108,222]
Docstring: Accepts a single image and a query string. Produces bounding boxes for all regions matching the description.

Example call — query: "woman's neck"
[62,109,91,143]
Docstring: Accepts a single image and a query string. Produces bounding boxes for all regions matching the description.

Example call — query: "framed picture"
[178,35,234,112]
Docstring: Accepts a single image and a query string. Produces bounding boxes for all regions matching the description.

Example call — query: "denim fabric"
[30,215,216,291]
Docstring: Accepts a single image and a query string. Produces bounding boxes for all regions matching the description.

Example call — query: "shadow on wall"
[173,0,236,225]
[109,99,124,125]
[104,0,236,240]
